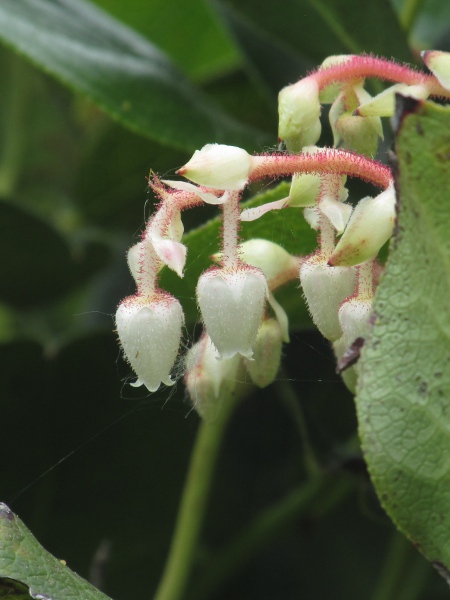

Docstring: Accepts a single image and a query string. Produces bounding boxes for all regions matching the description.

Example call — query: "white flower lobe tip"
[329,184,396,267]
[151,237,187,278]
[116,294,184,392]
[422,50,450,91]
[356,84,429,117]
[161,179,226,205]
[197,266,268,359]
[240,198,288,222]
[177,144,253,190]
[320,196,353,234]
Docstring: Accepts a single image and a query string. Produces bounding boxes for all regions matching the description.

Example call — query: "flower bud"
[177,144,253,190]
[185,335,242,421]
[278,77,321,151]
[116,294,184,392]
[329,85,383,156]
[197,266,268,359]
[356,83,429,117]
[244,319,283,388]
[300,256,356,341]
[237,239,297,283]
[288,172,321,207]
[422,50,450,91]
[329,183,396,267]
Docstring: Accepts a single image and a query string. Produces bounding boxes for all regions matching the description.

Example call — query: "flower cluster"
[115,50,450,415]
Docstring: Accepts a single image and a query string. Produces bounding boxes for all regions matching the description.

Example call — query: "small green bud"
[244,319,283,388]
[278,77,321,151]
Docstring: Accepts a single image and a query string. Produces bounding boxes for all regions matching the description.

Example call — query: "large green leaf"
[0,0,268,152]
[0,504,111,600]
[91,0,239,81]
[356,99,450,574]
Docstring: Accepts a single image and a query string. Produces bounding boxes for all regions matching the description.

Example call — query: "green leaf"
[356,99,450,573]
[91,0,239,81]
[0,504,111,600]
[160,182,316,328]
[0,201,110,308]
[0,0,268,152]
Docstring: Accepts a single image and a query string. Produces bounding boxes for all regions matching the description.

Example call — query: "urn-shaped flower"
[197,266,268,359]
[116,293,184,392]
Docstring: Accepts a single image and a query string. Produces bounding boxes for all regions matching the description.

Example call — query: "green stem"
[400,0,426,33]
[190,472,353,600]
[370,530,424,600]
[152,397,237,600]
[275,376,320,475]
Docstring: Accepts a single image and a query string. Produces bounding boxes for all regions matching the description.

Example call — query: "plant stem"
[152,396,238,600]
[221,192,241,268]
[190,472,354,600]
[250,151,393,190]
[370,530,424,600]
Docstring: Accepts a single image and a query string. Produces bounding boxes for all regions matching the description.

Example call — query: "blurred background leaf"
[0,0,269,152]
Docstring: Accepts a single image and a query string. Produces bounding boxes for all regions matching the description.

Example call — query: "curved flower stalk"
[278,53,450,152]
[116,177,225,392]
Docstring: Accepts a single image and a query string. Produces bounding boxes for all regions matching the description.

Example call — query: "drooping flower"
[300,255,357,342]
[197,266,268,359]
[116,293,184,392]
[184,334,243,421]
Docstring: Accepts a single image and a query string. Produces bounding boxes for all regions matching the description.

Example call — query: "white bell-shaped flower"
[197,266,268,359]
[300,255,357,341]
[116,293,184,392]
[185,335,242,421]
[177,144,253,190]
